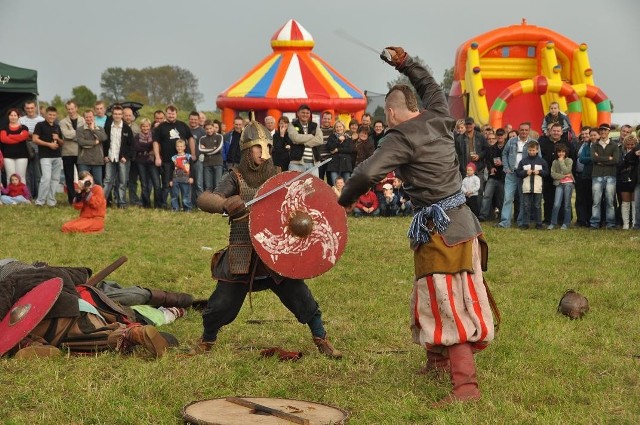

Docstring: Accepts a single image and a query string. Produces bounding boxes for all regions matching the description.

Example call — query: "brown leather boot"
[147,289,194,308]
[313,336,342,359]
[418,349,450,377]
[432,343,480,407]
[116,325,168,358]
[14,337,61,359]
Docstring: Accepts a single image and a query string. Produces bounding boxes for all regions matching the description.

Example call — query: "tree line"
[99,65,203,111]
[46,65,204,113]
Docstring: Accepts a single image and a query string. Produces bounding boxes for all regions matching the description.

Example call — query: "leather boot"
[418,349,450,377]
[621,202,630,230]
[147,289,194,308]
[116,325,168,358]
[313,336,342,359]
[432,343,480,407]
[14,336,61,359]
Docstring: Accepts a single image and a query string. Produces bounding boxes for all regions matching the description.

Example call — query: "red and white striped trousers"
[410,237,494,351]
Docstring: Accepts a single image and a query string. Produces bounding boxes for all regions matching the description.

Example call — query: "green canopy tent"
[0,62,38,129]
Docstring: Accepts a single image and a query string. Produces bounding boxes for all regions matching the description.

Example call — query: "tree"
[126,90,149,105]
[99,65,203,110]
[100,67,128,104]
[386,56,433,109]
[122,68,146,99]
[145,65,203,110]
[50,95,64,112]
[373,105,385,120]
[441,66,454,95]
[386,56,433,90]
[71,85,97,107]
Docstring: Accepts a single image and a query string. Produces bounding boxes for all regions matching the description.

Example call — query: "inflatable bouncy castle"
[448,19,611,133]
[216,19,366,129]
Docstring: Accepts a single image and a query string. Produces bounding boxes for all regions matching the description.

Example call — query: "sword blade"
[245,158,332,207]
[333,29,381,55]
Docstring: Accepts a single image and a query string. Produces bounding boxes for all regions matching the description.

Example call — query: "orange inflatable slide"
[448,19,611,133]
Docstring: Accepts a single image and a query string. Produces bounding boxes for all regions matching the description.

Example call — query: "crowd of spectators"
[2,99,639,229]
[453,104,640,230]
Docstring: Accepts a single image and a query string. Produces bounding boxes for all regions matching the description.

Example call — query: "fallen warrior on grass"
[0,258,194,359]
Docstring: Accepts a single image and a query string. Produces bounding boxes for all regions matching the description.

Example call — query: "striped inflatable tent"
[216,19,367,128]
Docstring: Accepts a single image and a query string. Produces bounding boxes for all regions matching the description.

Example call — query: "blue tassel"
[407,192,466,245]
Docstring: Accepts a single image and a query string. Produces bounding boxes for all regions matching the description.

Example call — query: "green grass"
[1,201,639,424]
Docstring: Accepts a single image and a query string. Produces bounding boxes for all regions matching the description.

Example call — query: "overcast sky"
[1,0,638,112]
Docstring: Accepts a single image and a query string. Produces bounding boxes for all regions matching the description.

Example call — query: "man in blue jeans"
[496,122,535,228]
[32,106,63,207]
[590,123,619,229]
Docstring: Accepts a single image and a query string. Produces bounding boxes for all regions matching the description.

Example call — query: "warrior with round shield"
[196,120,342,358]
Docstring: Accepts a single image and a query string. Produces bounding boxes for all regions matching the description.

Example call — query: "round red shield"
[249,171,348,279]
[0,278,63,356]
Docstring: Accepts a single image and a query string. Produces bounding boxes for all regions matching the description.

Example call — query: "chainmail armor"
[236,149,278,188]
[227,120,278,275]
[0,260,36,282]
[227,172,260,275]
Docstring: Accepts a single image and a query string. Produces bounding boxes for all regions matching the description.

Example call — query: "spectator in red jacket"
[1,173,32,205]
[353,187,379,217]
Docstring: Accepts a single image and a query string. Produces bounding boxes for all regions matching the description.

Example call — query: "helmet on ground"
[557,289,589,319]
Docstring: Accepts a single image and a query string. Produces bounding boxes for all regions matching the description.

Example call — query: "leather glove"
[380,46,407,69]
[223,195,247,219]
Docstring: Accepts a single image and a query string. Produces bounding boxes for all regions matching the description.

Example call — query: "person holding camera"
[61,171,106,233]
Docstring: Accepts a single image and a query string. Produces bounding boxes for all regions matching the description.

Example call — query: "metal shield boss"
[249,171,347,279]
[0,278,64,356]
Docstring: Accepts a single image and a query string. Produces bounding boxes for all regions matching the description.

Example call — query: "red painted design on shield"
[249,172,348,279]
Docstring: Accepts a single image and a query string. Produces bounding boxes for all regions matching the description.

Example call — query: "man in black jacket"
[152,105,194,208]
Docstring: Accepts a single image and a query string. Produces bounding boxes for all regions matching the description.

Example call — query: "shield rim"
[0,277,64,356]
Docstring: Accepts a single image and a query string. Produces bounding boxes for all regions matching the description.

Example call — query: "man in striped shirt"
[287,104,323,177]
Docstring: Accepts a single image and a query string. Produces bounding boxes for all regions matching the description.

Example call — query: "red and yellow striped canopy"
[217,19,366,114]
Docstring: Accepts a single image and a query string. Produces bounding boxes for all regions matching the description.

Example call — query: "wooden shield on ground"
[249,172,347,279]
[0,278,63,356]
[182,397,349,425]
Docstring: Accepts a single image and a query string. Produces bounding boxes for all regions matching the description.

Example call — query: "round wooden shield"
[182,397,349,425]
[249,172,347,279]
[0,278,63,356]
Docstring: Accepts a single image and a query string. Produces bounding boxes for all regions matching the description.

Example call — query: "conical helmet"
[240,121,272,160]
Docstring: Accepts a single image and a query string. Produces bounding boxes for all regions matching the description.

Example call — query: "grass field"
[1,201,639,424]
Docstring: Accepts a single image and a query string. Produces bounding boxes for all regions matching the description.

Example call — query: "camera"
[78,179,91,190]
